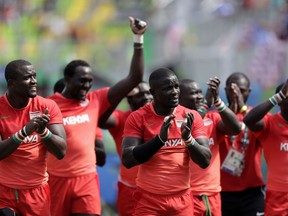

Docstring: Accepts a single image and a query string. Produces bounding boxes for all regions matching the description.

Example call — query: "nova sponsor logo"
[280,142,288,151]
[164,138,183,147]
[63,114,90,125]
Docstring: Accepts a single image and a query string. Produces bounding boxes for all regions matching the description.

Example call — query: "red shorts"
[265,190,288,216]
[193,193,221,216]
[117,181,137,216]
[0,183,50,216]
[133,187,193,216]
[49,173,101,216]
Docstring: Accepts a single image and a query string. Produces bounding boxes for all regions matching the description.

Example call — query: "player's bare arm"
[99,17,146,127]
[181,112,211,168]
[106,16,146,107]
[244,79,288,132]
[98,106,117,129]
[0,115,40,160]
[208,77,242,135]
[229,83,245,113]
[43,123,66,160]
[205,76,221,107]
[95,139,106,167]
[35,108,66,160]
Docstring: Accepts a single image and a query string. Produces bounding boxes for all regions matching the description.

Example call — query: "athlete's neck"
[6,92,30,109]
[152,102,175,116]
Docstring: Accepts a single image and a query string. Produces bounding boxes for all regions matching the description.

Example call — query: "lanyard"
[230,123,249,152]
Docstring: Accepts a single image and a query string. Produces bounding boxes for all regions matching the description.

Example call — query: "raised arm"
[107,17,146,106]
[99,17,146,127]
[244,79,288,131]
[208,77,242,135]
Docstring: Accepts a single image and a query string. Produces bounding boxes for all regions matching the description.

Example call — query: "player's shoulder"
[0,95,6,103]
[206,110,220,118]
[128,105,149,120]
[136,104,150,113]
[47,92,61,101]
[176,105,200,116]
[34,95,58,106]
[89,87,109,97]
[0,95,8,109]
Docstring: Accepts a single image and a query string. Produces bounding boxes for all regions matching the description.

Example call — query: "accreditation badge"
[221,148,244,176]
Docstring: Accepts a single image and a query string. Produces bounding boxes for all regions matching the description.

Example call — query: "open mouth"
[80,89,87,95]
[171,96,178,101]
[170,98,179,105]
[30,86,37,91]
[196,101,204,106]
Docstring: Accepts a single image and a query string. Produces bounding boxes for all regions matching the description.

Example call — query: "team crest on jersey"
[29,111,41,119]
[204,118,213,126]
[79,98,89,107]
[175,118,187,127]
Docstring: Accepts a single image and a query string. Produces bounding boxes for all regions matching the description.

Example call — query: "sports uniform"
[253,112,288,215]
[123,103,207,215]
[109,109,138,216]
[190,111,223,216]
[96,127,103,140]
[219,110,265,216]
[0,95,63,216]
[47,88,110,216]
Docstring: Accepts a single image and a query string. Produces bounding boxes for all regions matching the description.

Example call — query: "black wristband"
[133,135,165,163]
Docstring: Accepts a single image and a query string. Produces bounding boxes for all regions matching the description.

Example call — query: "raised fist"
[129,16,147,35]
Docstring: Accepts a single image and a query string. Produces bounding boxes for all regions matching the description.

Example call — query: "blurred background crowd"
[1,0,288,215]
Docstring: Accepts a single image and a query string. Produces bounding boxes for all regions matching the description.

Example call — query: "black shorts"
[221,186,265,216]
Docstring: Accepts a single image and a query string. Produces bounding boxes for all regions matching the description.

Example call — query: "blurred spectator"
[246,1,288,88]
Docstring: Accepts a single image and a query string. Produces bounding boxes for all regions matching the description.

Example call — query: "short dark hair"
[64,60,90,77]
[54,78,65,93]
[5,59,32,81]
[226,72,250,87]
[179,79,196,92]
[179,79,196,86]
[149,68,176,89]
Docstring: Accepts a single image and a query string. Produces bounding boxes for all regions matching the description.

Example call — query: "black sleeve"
[133,135,164,163]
